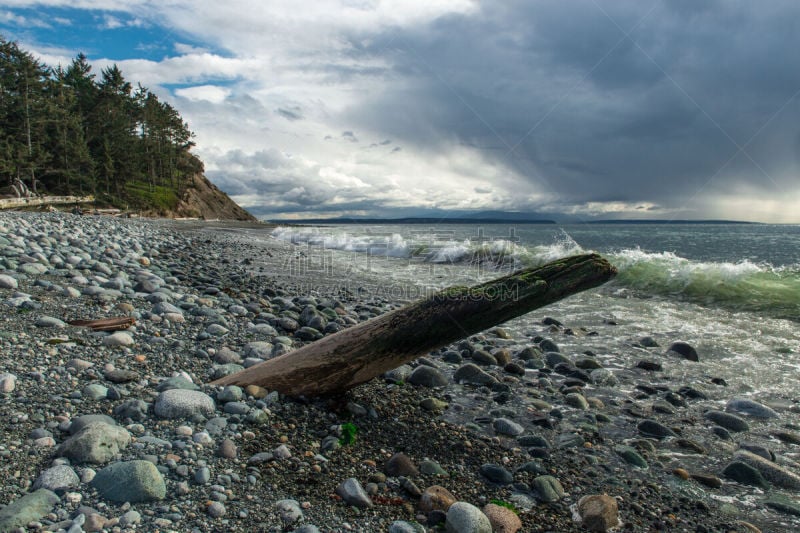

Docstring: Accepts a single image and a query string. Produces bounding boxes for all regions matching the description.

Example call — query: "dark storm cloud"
[343,0,800,210]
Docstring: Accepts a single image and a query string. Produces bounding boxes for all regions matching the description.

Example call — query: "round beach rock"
[102,331,134,347]
[408,365,448,387]
[58,423,131,464]
[91,460,166,502]
[446,501,492,533]
[32,465,80,493]
[666,341,698,361]
[154,389,216,419]
[726,398,779,419]
[578,494,620,531]
[483,503,522,533]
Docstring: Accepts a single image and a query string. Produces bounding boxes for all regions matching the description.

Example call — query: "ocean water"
[268,223,800,402]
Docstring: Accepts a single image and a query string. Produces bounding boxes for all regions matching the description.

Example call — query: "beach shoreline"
[0,212,797,532]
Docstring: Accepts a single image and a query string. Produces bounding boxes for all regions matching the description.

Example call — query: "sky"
[2,0,800,222]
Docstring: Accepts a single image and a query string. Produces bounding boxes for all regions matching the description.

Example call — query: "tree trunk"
[212,253,616,396]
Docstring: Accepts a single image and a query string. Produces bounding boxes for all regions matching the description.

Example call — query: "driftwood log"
[67,316,135,331]
[212,253,616,396]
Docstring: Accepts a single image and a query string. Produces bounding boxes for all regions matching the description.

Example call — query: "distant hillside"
[0,36,255,221]
[274,216,555,224]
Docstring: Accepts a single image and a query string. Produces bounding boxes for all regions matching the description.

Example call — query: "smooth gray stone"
[733,450,800,490]
[544,351,571,367]
[445,501,492,533]
[0,274,18,289]
[83,383,108,400]
[389,521,426,533]
[32,465,80,493]
[479,464,514,485]
[453,363,497,385]
[533,475,565,502]
[722,461,769,489]
[292,526,322,533]
[91,460,166,502]
[58,422,131,464]
[726,398,779,419]
[408,365,448,387]
[156,376,200,392]
[764,493,800,517]
[384,365,412,383]
[637,419,677,439]
[614,445,648,469]
[275,499,303,524]
[35,316,67,328]
[704,410,749,432]
[154,389,215,419]
[335,478,373,508]
[493,417,524,436]
[0,489,59,531]
[666,341,698,361]
[69,414,116,434]
[243,341,273,358]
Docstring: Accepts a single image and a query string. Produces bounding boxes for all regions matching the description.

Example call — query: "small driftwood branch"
[67,317,136,331]
[212,253,616,396]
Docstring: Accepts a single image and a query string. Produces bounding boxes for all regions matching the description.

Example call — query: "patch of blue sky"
[0,6,221,62]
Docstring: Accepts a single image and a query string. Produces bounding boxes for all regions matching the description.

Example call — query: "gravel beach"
[1,211,798,532]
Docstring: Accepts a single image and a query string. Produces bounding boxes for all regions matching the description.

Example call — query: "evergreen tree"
[0,35,203,210]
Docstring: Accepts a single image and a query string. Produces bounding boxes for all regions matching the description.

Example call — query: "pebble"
[217,438,238,459]
[564,392,589,410]
[479,463,514,485]
[704,410,750,432]
[0,273,18,289]
[666,341,699,361]
[577,494,619,531]
[32,465,80,493]
[58,422,131,464]
[533,475,565,502]
[385,452,418,477]
[335,478,373,508]
[275,499,304,524]
[420,397,448,412]
[207,501,226,518]
[690,473,722,488]
[389,521,426,533]
[482,503,522,533]
[102,331,134,347]
[0,372,17,393]
[292,526,321,533]
[445,501,492,533]
[453,363,497,385]
[0,489,60,531]
[733,450,800,489]
[420,485,457,513]
[726,397,779,419]
[614,445,648,469]
[637,419,677,439]
[154,389,216,419]
[34,315,67,328]
[764,493,800,517]
[91,460,167,502]
[118,510,142,527]
[493,417,524,436]
[408,365,448,387]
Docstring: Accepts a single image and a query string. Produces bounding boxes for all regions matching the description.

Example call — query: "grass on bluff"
[123,181,180,211]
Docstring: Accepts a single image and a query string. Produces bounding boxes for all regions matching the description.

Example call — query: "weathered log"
[212,253,616,396]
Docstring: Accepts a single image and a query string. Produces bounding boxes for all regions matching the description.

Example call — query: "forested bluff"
[0,37,255,221]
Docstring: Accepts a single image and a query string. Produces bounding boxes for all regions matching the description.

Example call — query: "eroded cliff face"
[143,174,258,221]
